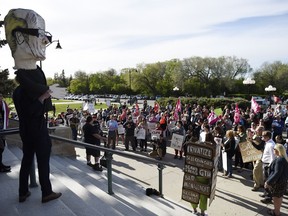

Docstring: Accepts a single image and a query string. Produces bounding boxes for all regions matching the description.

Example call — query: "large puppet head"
[4,9,51,69]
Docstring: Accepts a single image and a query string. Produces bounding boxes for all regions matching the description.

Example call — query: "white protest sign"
[147,122,156,132]
[171,133,185,151]
[88,103,95,114]
[136,128,146,140]
[167,121,176,132]
[151,130,162,141]
[222,150,227,171]
[118,124,125,134]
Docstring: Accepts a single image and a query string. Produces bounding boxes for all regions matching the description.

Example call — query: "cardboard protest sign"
[182,188,200,203]
[186,142,215,160]
[182,177,211,196]
[239,141,262,163]
[182,141,218,206]
[170,133,185,151]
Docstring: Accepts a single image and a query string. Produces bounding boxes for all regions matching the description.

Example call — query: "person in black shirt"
[123,115,136,151]
[83,116,107,171]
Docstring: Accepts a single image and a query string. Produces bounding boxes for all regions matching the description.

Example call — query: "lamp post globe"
[243,78,255,98]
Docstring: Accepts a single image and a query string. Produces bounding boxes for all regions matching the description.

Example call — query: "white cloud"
[1,0,288,78]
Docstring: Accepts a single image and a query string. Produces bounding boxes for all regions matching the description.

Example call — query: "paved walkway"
[77,141,288,216]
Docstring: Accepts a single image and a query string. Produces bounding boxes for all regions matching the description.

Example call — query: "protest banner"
[239,141,262,163]
[170,133,185,151]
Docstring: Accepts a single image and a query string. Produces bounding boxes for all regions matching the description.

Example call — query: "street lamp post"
[265,85,276,105]
[173,86,179,97]
[129,69,132,105]
[243,78,255,99]
[40,40,62,68]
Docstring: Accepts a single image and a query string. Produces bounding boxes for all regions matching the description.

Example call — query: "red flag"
[154,101,159,113]
[174,97,181,120]
[120,109,127,121]
[251,98,260,114]
[233,103,240,124]
[134,103,139,116]
[208,111,220,125]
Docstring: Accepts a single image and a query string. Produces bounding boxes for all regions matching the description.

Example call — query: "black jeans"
[19,119,52,197]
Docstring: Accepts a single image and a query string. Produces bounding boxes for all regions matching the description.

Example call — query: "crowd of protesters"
[13,98,288,216]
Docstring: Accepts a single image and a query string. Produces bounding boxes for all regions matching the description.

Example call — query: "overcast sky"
[1,0,288,79]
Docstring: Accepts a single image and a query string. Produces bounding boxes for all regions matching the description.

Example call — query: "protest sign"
[118,125,125,134]
[136,128,146,140]
[239,141,262,163]
[170,133,184,151]
[150,130,162,141]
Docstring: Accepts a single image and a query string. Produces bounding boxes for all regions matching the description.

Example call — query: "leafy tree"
[0,69,16,96]
[68,71,88,94]
[253,61,288,95]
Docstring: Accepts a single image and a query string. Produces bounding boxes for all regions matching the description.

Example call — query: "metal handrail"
[0,127,176,196]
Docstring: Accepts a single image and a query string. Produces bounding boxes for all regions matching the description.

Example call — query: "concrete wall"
[7,119,76,157]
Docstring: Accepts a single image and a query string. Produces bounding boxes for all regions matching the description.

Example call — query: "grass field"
[5,96,223,117]
[52,102,108,116]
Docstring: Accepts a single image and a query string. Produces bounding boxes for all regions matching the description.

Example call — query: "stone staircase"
[0,144,194,216]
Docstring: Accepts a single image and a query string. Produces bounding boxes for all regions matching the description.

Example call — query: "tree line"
[1,56,288,99]
[52,57,288,99]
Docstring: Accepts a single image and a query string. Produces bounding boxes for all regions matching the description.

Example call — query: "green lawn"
[52,102,108,116]
[5,97,108,117]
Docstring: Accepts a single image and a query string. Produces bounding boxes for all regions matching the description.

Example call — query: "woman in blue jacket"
[265,144,288,216]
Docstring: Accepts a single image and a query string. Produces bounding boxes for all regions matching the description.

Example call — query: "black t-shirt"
[83,123,100,145]
[123,120,136,136]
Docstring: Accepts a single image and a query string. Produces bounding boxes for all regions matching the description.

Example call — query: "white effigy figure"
[4,8,62,203]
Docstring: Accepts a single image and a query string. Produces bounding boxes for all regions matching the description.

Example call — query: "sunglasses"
[12,27,52,43]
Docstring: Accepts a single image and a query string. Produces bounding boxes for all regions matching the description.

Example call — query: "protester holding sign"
[136,120,147,151]
[222,130,236,178]
[247,126,265,191]
[234,125,247,172]
[184,133,218,216]
[116,116,125,146]
[171,121,185,159]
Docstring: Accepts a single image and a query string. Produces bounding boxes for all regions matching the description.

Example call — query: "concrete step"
[1,145,78,216]
[1,144,194,216]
